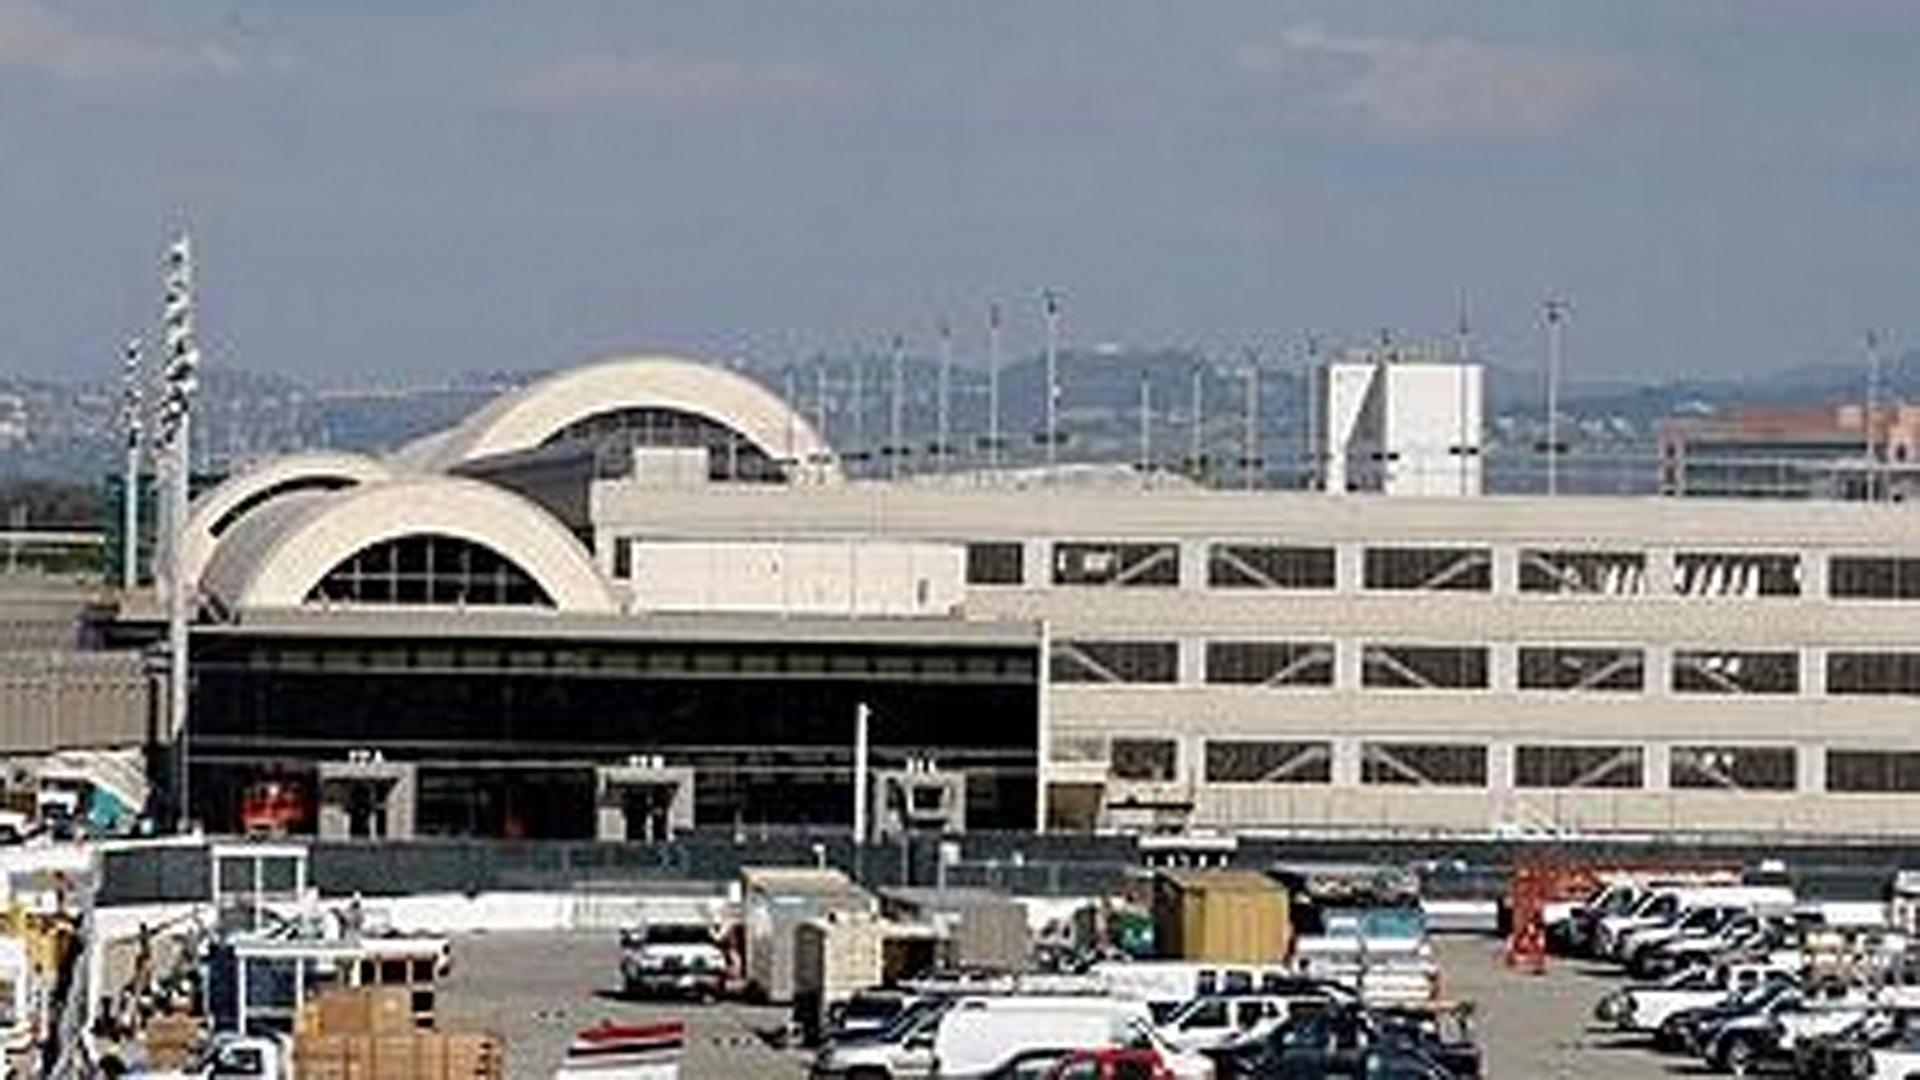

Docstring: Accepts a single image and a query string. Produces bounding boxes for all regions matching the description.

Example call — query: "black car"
[1653,977,1796,1055]
[1207,1004,1480,1079]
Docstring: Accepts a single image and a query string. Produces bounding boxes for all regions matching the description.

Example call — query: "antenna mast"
[1243,350,1260,491]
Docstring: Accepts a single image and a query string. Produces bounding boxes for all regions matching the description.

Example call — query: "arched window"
[305,534,555,607]
[545,406,785,482]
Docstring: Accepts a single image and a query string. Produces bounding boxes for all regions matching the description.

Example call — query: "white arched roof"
[181,452,394,593]
[399,354,840,480]
[199,475,618,615]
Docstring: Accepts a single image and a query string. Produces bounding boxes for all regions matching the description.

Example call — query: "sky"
[3,0,1919,386]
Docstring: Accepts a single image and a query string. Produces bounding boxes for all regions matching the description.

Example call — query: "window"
[1361,742,1487,787]
[1050,641,1179,684]
[1827,652,1920,696]
[611,537,633,579]
[1517,646,1645,692]
[1673,552,1801,597]
[1830,556,1920,600]
[1205,642,1335,687]
[1363,547,1491,592]
[1052,541,1179,587]
[1205,741,1332,784]
[1110,738,1177,781]
[1049,734,1107,764]
[1518,549,1646,595]
[1208,544,1336,589]
[965,542,1024,586]
[1670,745,1797,791]
[1828,750,1920,793]
[1515,745,1644,789]
[1361,645,1488,690]
[306,534,555,607]
[1671,650,1799,695]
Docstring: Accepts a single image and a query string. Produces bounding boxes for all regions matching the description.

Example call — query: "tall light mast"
[159,232,201,832]
[120,337,144,592]
[888,334,906,481]
[986,304,1003,468]
[1042,290,1061,472]
[1543,297,1569,497]
[935,320,953,471]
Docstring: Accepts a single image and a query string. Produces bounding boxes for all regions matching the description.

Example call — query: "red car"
[1043,1047,1174,1080]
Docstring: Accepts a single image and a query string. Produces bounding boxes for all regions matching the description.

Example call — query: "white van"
[811,994,1203,1078]
[1595,885,1795,960]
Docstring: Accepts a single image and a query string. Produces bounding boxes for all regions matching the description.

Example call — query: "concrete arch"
[199,475,618,615]
[402,355,839,480]
[181,452,394,593]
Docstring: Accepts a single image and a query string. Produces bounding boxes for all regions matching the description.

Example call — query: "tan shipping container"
[1153,870,1291,963]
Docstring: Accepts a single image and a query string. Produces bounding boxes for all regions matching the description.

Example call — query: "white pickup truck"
[1595,962,1794,1034]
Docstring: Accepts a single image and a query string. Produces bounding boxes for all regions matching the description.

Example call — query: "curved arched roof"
[199,476,618,615]
[180,452,394,593]
[399,355,840,480]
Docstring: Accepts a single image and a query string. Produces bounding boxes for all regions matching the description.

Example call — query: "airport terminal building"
[139,354,1920,841]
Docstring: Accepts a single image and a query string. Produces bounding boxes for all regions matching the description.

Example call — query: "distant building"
[1319,348,1482,497]
[1659,403,1920,500]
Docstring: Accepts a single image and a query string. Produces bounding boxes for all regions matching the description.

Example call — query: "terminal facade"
[124,354,1920,840]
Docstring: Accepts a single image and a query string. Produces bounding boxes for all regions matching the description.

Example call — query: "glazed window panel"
[1672,552,1801,597]
[1205,641,1335,687]
[1826,652,1920,696]
[1361,742,1488,787]
[1363,547,1491,592]
[1517,646,1646,692]
[1110,738,1178,781]
[1052,541,1180,587]
[1207,544,1336,589]
[1517,550,1647,595]
[965,542,1025,586]
[1827,750,1920,793]
[1515,745,1644,789]
[1361,644,1489,690]
[1205,740,1333,784]
[1829,556,1920,600]
[1671,650,1799,695]
[306,533,556,608]
[1050,640,1179,684]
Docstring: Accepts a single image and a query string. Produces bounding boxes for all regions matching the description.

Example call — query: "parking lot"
[437,930,1690,1078]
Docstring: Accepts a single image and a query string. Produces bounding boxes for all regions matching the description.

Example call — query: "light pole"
[1543,297,1569,497]
[159,232,201,833]
[120,337,144,592]
[1042,290,1061,472]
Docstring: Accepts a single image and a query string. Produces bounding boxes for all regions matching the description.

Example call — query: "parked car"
[1206,1003,1480,1079]
[1597,962,1796,1035]
[620,920,728,1000]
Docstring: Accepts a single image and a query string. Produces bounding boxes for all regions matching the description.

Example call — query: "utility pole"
[1543,297,1569,497]
[853,702,871,847]
[121,337,144,592]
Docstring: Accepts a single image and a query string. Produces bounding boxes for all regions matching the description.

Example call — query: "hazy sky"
[4,0,1919,385]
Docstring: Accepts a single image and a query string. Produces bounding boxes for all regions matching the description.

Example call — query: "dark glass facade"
[187,630,1039,838]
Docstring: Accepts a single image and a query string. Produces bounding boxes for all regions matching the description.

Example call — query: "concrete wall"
[588,480,1920,837]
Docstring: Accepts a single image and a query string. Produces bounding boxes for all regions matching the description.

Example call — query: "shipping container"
[791,911,942,1044]
[878,886,1033,972]
[1153,870,1291,963]
[740,866,875,1003]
